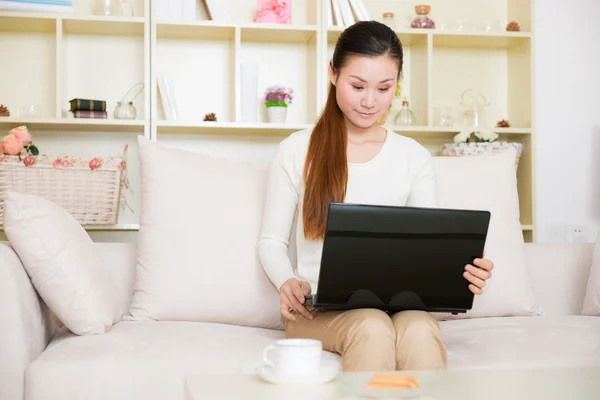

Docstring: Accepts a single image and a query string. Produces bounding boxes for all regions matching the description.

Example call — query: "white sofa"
[1,239,600,400]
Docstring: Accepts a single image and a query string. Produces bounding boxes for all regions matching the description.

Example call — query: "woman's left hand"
[464,258,494,295]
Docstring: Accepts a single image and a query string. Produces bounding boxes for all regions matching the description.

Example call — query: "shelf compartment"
[61,23,146,122]
[327,26,428,46]
[62,16,145,36]
[0,11,56,33]
[0,117,145,132]
[156,121,312,136]
[432,31,531,49]
[156,21,235,40]
[240,23,317,43]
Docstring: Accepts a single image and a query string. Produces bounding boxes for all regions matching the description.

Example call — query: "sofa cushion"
[127,136,283,330]
[2,192,121,335]
[582,231,600,315]
[432,152,542,319]
[24,316,600,400]
[25,321,341,400]
[442,316,600,370]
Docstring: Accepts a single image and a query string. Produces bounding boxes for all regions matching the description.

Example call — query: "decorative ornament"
[203,112,217,122]
[0,104,10,117]
[496,119,511,128]
[506,21,520,32]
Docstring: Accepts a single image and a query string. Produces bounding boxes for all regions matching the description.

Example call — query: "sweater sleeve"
[407,151,439,208]
[257,140,299,291]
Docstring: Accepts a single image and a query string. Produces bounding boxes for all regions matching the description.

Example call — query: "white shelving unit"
[0,0,535,242]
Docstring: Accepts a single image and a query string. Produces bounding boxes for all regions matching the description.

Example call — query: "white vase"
[267,106,287,123]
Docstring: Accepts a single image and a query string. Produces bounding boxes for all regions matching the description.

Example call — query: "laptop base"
[304,293,465,315]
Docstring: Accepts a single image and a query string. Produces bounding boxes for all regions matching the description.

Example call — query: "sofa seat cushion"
[442,316,600,370]
[25,321,341,400]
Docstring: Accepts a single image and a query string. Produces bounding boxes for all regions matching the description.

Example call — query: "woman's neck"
[345,119,386,143]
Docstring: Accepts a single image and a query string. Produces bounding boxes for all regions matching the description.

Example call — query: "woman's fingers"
[469,284,483,295]
[467,263,491,280]
[283,286,313,320]
[280,302,296,321]
[464,270,486,292]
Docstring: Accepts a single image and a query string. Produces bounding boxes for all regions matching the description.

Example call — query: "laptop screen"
[315,203,490,313]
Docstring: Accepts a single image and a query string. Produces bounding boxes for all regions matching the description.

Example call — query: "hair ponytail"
[302,20,404,240]
[302,82,348,240]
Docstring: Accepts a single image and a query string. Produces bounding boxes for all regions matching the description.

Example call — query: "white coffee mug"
[262,339,322,377]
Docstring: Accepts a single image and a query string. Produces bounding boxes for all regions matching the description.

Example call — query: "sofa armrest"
[0,242,56,400]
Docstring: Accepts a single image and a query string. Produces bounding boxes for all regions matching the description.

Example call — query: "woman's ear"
[328,62,337,87]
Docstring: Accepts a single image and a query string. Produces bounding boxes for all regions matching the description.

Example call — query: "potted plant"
[440,128,524,168]
[264,85,293,123]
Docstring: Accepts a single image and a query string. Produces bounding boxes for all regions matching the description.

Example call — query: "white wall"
[534,0,600,243]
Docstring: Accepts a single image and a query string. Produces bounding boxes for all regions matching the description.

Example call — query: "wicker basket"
[0,147,129,226]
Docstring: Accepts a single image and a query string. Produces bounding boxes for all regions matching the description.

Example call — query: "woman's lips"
[358,111,376,117]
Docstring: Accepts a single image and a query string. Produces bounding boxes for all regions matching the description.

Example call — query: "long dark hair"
[302,21,404,240]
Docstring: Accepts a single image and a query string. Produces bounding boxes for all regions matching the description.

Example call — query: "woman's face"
[330,55,398,130]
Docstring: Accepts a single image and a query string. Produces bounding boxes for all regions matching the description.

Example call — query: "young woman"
[257,20,494,372]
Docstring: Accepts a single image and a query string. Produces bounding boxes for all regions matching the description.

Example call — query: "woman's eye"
[352,85,364,90]
[379,88,390,92]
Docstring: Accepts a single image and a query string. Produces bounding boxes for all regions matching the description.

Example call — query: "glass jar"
[114,102,137,120]
[382,12,395,29]
[95,0,120,16]
[411,5,435,29]
[394,100,416,126]
[119,0,134,17]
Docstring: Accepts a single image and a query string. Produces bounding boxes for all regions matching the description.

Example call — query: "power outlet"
[568,225,590,243]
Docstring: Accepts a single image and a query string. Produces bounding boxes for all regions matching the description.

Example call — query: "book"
[73,110,108,119]
[0,0,73,12]
[326,0,333,26]
[349,0,369,21]
[331,0,343,27]
[337,0,355,27]
[69,99,107,112]
[202,0,230,22]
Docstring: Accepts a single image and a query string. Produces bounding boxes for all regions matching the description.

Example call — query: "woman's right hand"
[280,278,313,321]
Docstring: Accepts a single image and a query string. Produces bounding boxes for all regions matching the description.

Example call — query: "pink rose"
[23,155,35,167]
[53,158,62,168]
[89,157,102,170]
[1,134,24,155]
[9,126,31,146]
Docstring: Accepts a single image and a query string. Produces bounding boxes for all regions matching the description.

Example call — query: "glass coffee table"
[185,366,600,399]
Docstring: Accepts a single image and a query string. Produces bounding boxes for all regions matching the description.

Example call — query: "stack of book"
[0,0,74,14]
[69,98,108,119]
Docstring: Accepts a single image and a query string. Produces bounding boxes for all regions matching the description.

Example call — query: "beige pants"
[285,308,447,372]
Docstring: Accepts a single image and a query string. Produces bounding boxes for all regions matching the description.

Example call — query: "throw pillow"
[582,231,600,315]
[127,136,283,330]
[431,151,544,319]
[2,192,121,334]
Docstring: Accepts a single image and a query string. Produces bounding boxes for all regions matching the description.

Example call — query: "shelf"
[157,20,235,40]
[0,117,145,132]
[240,23,317,43]
[156,21,317,43]
[432,31,531,49]
[156,121,313,135]
[522,225,534,231]
[82,224,140,231]
[327,26,428,46]
[387,126,532,136]
[0,13,145,35]
[62,15,145,36]
[0,11,57,32]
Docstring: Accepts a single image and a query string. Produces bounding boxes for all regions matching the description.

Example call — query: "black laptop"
[305,202,491,314]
